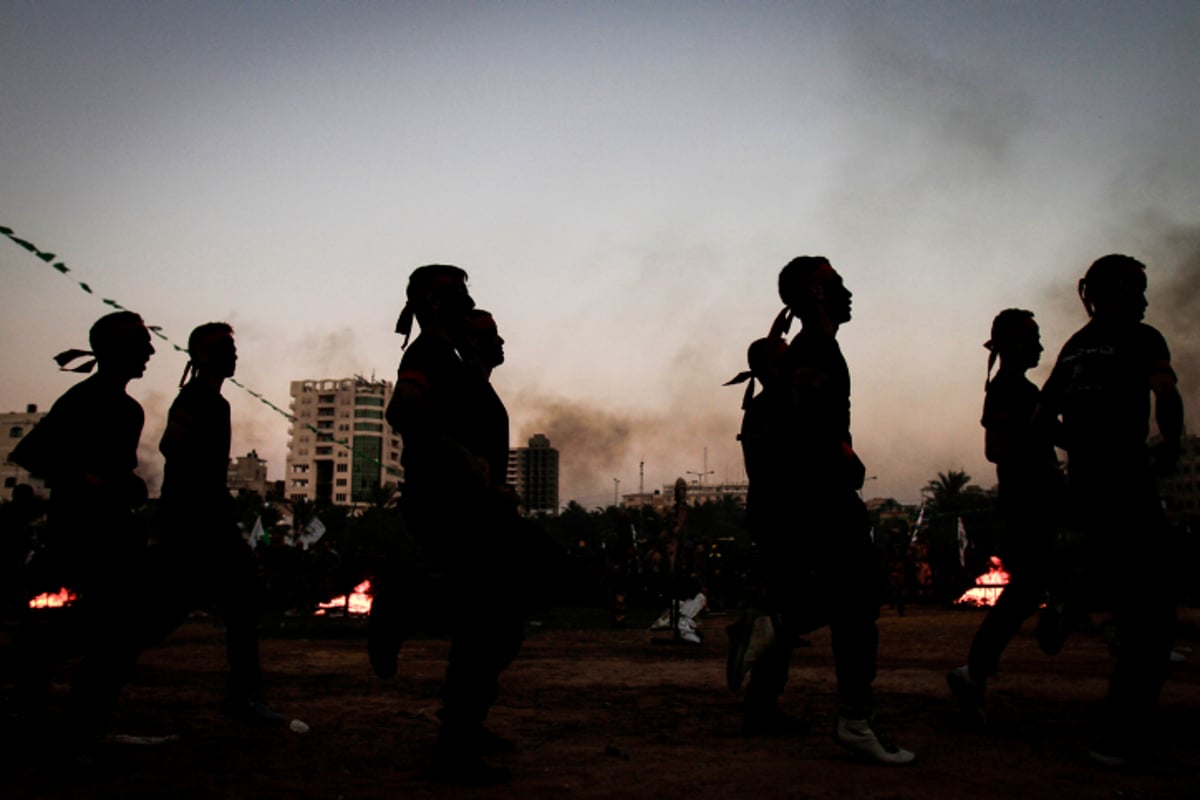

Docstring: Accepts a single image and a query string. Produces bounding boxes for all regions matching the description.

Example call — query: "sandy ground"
[2,605,1198,800]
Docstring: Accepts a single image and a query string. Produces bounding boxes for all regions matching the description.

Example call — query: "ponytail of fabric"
[768,306,793,341]
[723,370,756,410]
[395,303,415,349]
[53,348,96,374]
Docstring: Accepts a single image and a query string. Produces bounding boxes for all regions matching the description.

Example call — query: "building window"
[317,420,334,430]
[317,407,335,417]
[335,493,347,503]
[355,396,385,407]
[9,426,22,438]
[3,477,15,488]
[293,464,310,473]
[291,479,309,488]
[336,478,347,487]
[336,463,348,473]
[355,422,383,432]
[354,409,383,419]
[316,446,333,455]
[318,394,336,403]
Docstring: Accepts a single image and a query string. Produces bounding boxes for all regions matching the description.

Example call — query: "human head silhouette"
[462,309,505,371]
[1078,254,1148,322]
[778,256,851,326]
[984,308,1040,386]
[184,322,236,384]
[395,264,475,345]
[89,311,154,381]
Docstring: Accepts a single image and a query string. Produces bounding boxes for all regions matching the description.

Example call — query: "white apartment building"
[285,377,403,506]
[1,404,49,500]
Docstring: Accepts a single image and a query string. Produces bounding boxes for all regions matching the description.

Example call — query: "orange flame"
[955,556,1010,607]
[28,587,78,609]
[314,579,373,616]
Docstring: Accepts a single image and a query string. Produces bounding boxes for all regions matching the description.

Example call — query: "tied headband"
[723,370,756,410]
[53,348,96,374]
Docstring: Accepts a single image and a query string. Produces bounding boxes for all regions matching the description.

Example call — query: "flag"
[299,516,326,550]
[246,516,265,551]
[957,516,968,568]
[910,504,925,543]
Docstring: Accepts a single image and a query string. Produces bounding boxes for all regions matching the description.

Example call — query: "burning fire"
[29,587,77,609]
[955,556,1010,607]
[314,579,373,616]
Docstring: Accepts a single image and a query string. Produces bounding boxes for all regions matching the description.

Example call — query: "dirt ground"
[2,604,1198,800]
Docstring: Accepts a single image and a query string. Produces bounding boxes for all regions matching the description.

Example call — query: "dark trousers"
[747,490,880,719]
[65,528,264,742]
[967,496,1054,680]
[402,491,533,738]
[1069,469,1176,742]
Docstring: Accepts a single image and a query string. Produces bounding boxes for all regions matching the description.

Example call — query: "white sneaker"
[833,716,915,765]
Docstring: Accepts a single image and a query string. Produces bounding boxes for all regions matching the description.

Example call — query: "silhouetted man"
[8,311,154,752]
[150,322,283,725]
[736,256,914,764]
[384,265,518,784]
[947,309,1063,722]
[1038,254,1182,767]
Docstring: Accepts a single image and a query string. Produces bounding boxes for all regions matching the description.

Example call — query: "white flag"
[957,516,968,568]
[910,504,925,543]
[246,516,265,551]
[300,516,326,550]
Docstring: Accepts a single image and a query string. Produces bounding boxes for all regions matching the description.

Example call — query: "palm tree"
[922,469,973,512]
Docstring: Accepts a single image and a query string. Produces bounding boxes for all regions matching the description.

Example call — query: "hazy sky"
[3,2,1198,507]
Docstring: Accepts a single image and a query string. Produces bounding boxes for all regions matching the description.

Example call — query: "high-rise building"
[1,404,48,501]
[285,377,403,507]
[507,433,559,515]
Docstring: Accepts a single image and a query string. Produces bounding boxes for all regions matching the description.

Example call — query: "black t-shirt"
[777,329,854,488]
[981,371,1058,494]
[1041,320,1174,470]
[389,333,474,488]
[159,379,232,505]
[463,377,510,490]
[13,373,144,514]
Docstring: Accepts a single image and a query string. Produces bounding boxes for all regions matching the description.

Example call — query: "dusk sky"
[3,2,1198,507]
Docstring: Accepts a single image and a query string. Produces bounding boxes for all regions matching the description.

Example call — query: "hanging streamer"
[2,224,398,475]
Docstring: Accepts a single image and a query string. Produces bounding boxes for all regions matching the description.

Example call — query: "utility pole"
[686,447,714,488]
[613,477,620,507]
[639,460,645,495]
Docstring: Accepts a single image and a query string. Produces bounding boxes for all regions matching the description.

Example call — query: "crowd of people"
[0,252,1187,782]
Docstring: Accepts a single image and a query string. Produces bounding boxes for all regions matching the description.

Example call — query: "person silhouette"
[148,322,284,725]
[947,309,1063,722]
[724,335,788,690]
[8,311,154,754]
[731,256,914,764]
[1038,254,1183,767]
[383,266,520,784]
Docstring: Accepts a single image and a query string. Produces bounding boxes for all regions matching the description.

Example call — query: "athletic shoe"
[833,716,915,765]
[946,665,986,725]
[1087,733,1132,770]
[222,697,287,727]
[742,705,809,737]
[431,732,513,785]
